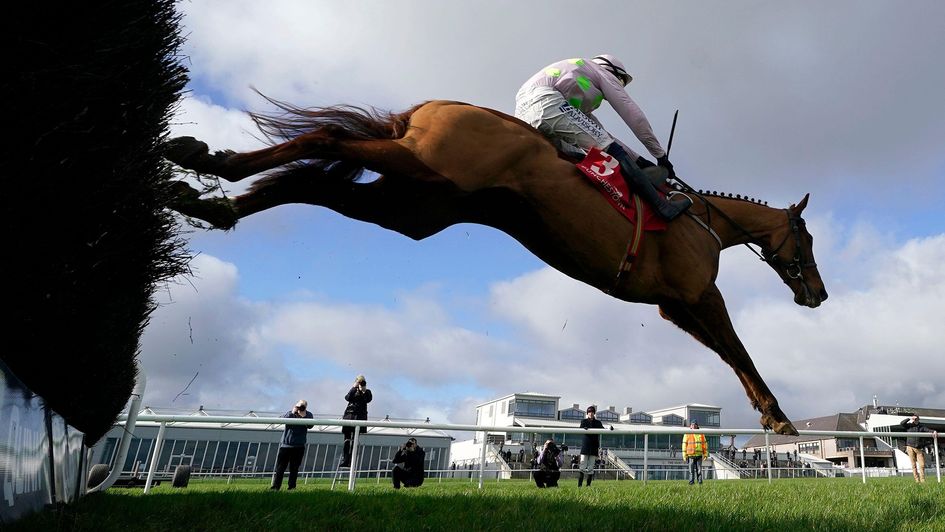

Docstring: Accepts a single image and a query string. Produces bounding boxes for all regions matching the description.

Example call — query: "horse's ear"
[790,193,810,215]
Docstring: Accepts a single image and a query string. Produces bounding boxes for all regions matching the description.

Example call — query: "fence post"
[478,438,488,489]
[642,433,648,486]
[934,433,941,484]
[347,424,361,492]
[764,431,772,484]
[859,436,867,484]
[143,421,167,494]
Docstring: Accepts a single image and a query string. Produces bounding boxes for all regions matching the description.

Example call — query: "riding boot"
[586,474,593,486]
[578,472,584,487]
[604,143,692,221]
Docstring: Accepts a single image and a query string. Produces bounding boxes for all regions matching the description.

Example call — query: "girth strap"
[607,194,646,293]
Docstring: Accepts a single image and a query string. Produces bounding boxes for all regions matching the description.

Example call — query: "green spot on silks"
[568,58,586,66]
[568,97,583,109]
[592,94,604,109]
[545,68,562,77]
[576,76,591,91]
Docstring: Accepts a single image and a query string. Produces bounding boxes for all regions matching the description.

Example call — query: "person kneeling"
[534,439,563,488]
[391,438,425,489]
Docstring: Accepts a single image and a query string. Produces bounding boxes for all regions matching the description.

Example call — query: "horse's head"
[761,194,828,308]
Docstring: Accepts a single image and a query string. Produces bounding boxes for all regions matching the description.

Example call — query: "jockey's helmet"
[592,54,632,86]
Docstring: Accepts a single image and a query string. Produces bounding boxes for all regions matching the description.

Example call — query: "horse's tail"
[246,91,421,191]
[250,90,418,143]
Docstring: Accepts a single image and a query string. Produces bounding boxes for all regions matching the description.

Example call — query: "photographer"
[270,400,313,490]
[391,437,425,489]
[533,439,563,488]
[340,375,372,467]
[900,414,938,483]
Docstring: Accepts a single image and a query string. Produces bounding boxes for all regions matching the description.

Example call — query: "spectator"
[900,415,939,483]
[270,399,313,490]
[391,438,425,489]
[578,406,604,487]
[683,420,708,485]
[340,375,372,467]
[534,439,563,488]
[742,448,747,461]
[571,454,580,469]
[519,448,525,463]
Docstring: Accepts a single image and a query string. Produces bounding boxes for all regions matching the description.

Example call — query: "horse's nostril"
[820,289,828,301]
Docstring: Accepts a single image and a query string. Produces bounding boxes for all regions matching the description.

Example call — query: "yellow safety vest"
[683,433,707,457]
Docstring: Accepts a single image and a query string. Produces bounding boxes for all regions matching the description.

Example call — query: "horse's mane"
[688,188,769,207]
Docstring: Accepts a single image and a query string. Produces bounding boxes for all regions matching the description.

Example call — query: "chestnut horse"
[166,98,827,435]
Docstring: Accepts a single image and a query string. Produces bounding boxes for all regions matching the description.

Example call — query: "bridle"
[681,190,818,300]
[759,212,817,281]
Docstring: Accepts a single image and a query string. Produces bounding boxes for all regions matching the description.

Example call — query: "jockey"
[514,54,692,221]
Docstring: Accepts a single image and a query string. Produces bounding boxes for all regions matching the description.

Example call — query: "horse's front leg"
[659,287,798,436]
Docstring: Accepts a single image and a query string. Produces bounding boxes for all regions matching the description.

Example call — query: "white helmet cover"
[592,54,632,85]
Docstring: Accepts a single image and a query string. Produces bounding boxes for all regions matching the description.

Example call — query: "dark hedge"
[1,0,191,443]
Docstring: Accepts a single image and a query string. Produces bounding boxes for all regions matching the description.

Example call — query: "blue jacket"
[281,410,313,447]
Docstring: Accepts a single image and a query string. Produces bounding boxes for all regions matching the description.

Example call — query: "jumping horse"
[166,98,827,435]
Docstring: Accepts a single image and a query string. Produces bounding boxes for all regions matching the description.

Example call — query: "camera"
[560,445,568,452]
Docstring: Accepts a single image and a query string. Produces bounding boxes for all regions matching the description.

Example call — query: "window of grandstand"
[558,408,584,421]
[798,441,820,454]
[689,410,721,427]
[659,414,685,426]
[629,412,652,424]
[509,399,556,418]
[597,410,619,422]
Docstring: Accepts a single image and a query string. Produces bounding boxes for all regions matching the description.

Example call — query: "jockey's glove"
[657,155,676,179]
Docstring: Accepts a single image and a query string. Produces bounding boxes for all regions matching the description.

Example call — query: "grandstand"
[449,392,727,481]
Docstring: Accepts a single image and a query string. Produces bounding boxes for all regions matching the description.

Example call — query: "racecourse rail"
[106,413,941,493]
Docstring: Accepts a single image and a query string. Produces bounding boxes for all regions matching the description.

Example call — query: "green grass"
[11,477,945,531]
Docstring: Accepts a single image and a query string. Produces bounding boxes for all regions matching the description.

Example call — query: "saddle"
[575,147,668,231]
[574,147,670,287]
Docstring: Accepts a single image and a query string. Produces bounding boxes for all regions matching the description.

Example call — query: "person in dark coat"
[391,438,425,489]
[900,415,938,483]
[578,405,604,487]
[533,439,563,488]
[270,399,313,490]
[340,375,372,467]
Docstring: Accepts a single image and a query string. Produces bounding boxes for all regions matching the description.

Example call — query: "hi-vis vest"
[683,433,707,457]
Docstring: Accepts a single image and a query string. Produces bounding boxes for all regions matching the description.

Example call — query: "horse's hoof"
[165,136,209,169]
[760,413,799,436]
[167,181,238,231]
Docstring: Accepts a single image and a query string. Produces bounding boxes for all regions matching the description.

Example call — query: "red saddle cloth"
[575,147,667,232]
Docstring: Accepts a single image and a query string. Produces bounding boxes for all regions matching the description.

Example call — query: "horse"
[165,98,827,435]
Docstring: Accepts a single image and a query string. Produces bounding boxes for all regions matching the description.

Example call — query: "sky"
[140,1,945,435]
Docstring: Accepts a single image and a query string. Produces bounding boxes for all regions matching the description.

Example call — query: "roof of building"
[744,413,861,448]
[475,392,560,407]
[645,403,721,414]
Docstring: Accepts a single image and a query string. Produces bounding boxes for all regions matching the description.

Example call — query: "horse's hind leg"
[659,287,798,436]
[165,133,335,182]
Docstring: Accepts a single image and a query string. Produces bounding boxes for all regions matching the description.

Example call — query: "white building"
[451,392,725,481]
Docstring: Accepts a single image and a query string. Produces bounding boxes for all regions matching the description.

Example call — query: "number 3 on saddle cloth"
[575,147,669,282]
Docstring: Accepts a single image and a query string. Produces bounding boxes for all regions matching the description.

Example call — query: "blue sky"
[140,1,945,432]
